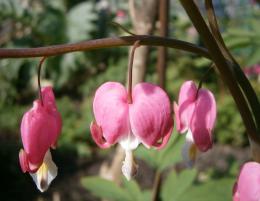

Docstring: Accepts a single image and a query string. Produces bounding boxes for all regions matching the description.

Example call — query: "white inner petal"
[30,150,57,192]
[119,132,140,151]
[182,129,197,168]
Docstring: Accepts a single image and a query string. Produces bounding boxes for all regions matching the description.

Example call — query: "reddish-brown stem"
[127,40,141,104]
[0,35,210,59]
[37,57,46,106]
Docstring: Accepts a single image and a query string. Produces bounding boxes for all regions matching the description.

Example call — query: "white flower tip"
[182,133,198,168]
[30,150,57,192]
[121,150,138,181]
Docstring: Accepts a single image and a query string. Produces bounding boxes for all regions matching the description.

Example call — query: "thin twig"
[109,22,136,36]
[0,35,210,59]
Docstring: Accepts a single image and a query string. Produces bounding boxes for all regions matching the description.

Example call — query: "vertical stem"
[180,0,260,144]
[156,0,169,89]
[151,170,162,201]
[37,57,46,106]
[127,41,140,104]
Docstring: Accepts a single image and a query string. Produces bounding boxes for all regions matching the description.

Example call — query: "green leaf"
[161,169,197,201]
[246,47,260,66]
[67,2,97,42]
[179,178,234,201]
[81,176,132,201]
[123,178,142,201]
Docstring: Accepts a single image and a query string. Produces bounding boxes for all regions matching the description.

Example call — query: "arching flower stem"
[37,57,47,106]
[127,40,140,104]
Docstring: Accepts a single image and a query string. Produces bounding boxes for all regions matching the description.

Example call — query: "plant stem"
[180,0,260,144]
[127,41,140,104]
[37,57,46,106]
[205,0,260,133]
[151,170,162,201]
[0,35,210,59]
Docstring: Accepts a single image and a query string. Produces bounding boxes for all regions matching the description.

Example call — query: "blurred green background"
[0,0,259,201]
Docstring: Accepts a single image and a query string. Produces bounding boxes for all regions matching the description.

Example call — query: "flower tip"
[19,149,29,173]
[90,121,111,149]
[121,150,138,181]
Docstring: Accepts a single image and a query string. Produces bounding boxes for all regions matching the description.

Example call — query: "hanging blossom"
[233,162,260,201]
[19,86,62,192]
[90,82,173,180]
[174,81,216,167]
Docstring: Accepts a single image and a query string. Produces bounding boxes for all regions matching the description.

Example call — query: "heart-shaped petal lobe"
[93,82,130,145]
[190,89,216,151]
[129,83,173,149]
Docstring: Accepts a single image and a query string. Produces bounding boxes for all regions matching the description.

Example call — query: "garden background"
[0,0,259,201]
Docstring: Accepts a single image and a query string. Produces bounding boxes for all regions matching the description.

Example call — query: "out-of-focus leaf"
[161,169,197,201]
[81,176,132,201]
[179,178,234,201]
[246,47,260,66]
[123,178,142,201]
[67,2,97,42]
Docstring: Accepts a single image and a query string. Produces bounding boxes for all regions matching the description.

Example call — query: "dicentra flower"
[90,82,173,180]
[174,81,216,167]
[19,86,62,192]
[233,162,260,201]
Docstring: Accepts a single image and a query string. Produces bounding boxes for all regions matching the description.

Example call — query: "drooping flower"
[90,82,173,180]
[174,81,216,167]
[233,162,260,201]
[19,86,62,192]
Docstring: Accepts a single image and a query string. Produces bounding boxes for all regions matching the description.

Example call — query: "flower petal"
[90,121,111,148]
[30,150,57,192]
[234,162,260,201]
[182,129,197,168]
[129,83,173,148]
[21,100,58,167]
[176,81,197,133]
[93,82,130,145]
[190,89,216,152]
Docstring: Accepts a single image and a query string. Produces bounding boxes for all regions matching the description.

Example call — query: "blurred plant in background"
[0,0,259,201]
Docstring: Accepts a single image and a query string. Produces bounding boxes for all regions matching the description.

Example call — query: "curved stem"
[151,170,162,201]
[196,64,214,98]
[127,40,140,104]
[180,0,260,144]
[205,0,260,133]
[0,35,210,59]
[37,57,46,106]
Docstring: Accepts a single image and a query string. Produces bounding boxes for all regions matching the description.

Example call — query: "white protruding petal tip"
[30,150,57,192]
[121,150,138,181]
[182,130,197,168]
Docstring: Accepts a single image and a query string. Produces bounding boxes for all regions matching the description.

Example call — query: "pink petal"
[19,149,29,173]
[41,86,62,146]
[176,81,197,133]
[129,83,173,149]
[21,100,58,169]
[90,121,111,148]
[234,162,260,201]
[93,82,130,145]
[190,89,216,152]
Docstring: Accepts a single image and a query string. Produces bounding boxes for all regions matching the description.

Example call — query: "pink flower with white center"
[19,86,62,192]
[174,81,216,167]
[90,82,173,180]
[233,162,260,201]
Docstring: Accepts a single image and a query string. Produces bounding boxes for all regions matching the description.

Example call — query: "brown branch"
[0,35,210,59]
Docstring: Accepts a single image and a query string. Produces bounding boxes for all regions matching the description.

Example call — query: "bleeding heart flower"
[90,82,173,180]
[174,81,216,167]
[19,86,62,192]
[233,162,260,201]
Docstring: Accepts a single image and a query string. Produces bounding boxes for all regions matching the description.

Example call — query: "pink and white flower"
[19,86,62,192]
[90,82,173,180]
[174,81,216,167]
